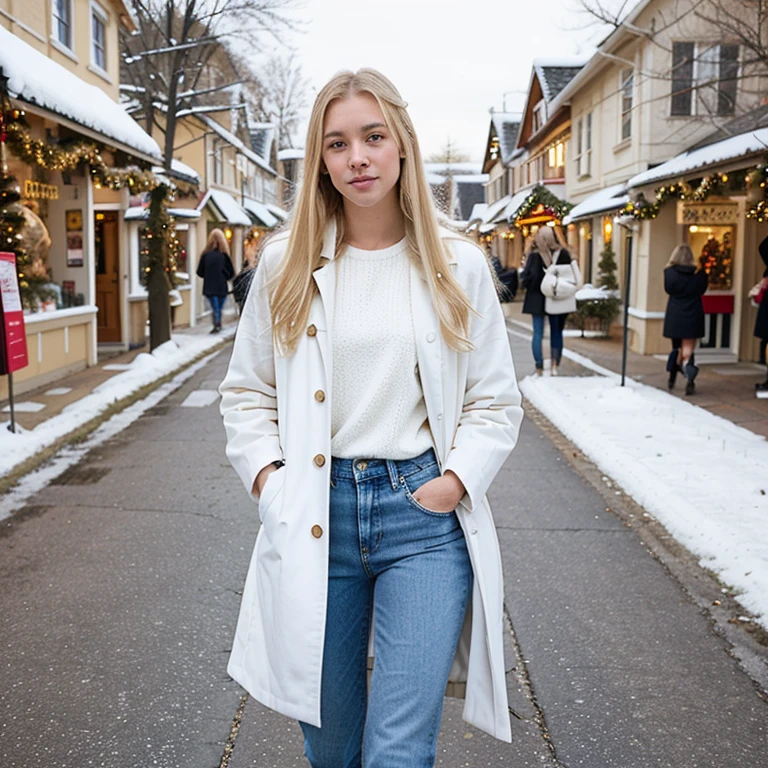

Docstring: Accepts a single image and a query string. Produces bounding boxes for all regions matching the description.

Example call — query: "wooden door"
[95,212,121,343]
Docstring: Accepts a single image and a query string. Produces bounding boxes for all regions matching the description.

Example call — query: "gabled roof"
[199,114,277,176]
[490,114,520,165]
[533,59,586,102]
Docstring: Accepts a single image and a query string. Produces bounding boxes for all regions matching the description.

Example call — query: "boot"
[666,349,679,390]
[683,355,699,396]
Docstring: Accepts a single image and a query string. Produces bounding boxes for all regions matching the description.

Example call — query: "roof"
[125,207,201,221]
[249,123,276,162]
[689,103,768,151]
[482,194,512,225]
[199,189,251,226]
[454,178,487,221]
[0,26,161,162]
[533,59,587,102]
[278,147,305,161]
[563,184,629,223]
[628,126,768,188]
[468,203,488,224]
[242,198,278,228]
[490,114,521,165]
[502,189,535,222]
[199,115,277,176]
[265,202,289,221]
[150,159,200,186]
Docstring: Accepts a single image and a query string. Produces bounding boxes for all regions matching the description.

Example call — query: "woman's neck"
[342,197,406,251]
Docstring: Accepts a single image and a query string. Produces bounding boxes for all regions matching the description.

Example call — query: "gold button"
[311,525,323,539]
[313,454,326,467]
[314,390,326,402]
[356,461,368,471]
[307,324,317,337]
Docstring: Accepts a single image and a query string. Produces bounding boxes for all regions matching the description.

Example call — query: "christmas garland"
[514,184,573,224]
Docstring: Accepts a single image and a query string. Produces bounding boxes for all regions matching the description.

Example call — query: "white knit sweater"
[331,238,433,460]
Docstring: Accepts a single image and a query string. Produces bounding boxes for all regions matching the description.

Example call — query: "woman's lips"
[350,176,376,190]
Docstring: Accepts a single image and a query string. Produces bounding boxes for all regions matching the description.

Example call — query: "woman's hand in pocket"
[413,470,465,513]
[253,464,278,497]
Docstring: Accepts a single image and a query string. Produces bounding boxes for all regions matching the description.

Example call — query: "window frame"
[52,0,74,50]
[620,68,633,141]
[575,112,592,179]
[671,41,740,117]
[90,0,108,73]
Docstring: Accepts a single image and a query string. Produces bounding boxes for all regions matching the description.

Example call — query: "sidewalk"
[504,300,768,438]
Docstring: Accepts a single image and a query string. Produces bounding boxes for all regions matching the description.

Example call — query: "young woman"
[519,226,577,375]
[196,228,234,333]
[219,69,523,767]
[663,244,708,395]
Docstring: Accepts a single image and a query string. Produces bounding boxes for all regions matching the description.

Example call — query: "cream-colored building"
[556,0,768,361]
[0,0,162,398]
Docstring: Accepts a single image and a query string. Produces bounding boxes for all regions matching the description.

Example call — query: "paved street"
[1,337,766,768]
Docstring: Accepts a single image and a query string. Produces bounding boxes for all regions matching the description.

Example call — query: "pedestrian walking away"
[752,234,768,393]
[219,68,524,768]
[196,228,234,333]
[662,244,708,395]
[519,226,580,375]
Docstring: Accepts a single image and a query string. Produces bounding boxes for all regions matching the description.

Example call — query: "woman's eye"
[368,133,384,143]
[329,141,345,150]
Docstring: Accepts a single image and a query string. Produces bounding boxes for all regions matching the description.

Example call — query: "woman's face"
[321,92,402,212]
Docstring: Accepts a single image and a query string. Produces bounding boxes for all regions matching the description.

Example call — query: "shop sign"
[0,252,29,375]
[24,180,59,200]
[678,202,739,225]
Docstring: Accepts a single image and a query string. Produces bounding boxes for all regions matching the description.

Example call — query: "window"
[52,0,72,49]
[671,42,740,117]
[91,3,107,71]
[546,141,565,179]
[575,112,592,178]
[620,69,633,140]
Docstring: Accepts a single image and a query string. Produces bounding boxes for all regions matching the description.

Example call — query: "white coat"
[219,222,524,742]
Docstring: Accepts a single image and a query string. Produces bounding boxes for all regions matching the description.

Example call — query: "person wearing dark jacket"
[196,228,235,333]
[663,244,708,395]
[754,235,768,392]
[519,226,572,375]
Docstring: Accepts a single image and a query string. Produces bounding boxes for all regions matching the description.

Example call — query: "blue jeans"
[207,294,225,327]
[531,313,567,369]
[300,448,472,768]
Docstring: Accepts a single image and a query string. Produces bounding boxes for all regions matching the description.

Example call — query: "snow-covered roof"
[502,189,534,222]
[170,159,200,184]
[278,147,305,161]
[533,58,587,102]
[468,203,488,223]
[242,198,279,228]
[265,202,289,221]
[481,194,512,225]
[453,174,489,184]
[199,115,277,177]
[424,162,482,176]
[0,26,161,162]
[628,128,768,188]
[125,206,201,221]
[490,114,520,166]
[563,184,629,224]
[199,189,251,226]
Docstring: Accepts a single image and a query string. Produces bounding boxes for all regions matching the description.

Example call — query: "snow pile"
[0,27,161,160]
[520,374,768,628]
[0,329,234,478]
[575,283,620,301]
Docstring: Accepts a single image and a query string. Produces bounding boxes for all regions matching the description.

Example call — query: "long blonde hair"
[204,228,229,255]
[527,226,558,264]
[667,244,694,268]
[269,68,473,354]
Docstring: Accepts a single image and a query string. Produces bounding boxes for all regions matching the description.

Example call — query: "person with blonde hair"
[196,228,234,333]
[663,243,708,394]
[519,225,579,374]
[219,68,523,766]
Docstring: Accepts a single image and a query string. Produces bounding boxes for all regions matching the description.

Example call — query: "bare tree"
[427,138,470,166]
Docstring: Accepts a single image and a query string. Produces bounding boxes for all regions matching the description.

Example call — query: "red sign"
[0,252,29,375]
[702,294,734,315]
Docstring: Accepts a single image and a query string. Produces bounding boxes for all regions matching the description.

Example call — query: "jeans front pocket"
[399,466,456,517]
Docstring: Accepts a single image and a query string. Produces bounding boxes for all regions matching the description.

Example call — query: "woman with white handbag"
[519,227,582,375]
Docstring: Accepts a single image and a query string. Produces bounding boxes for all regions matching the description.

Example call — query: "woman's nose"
[349,143,369,168]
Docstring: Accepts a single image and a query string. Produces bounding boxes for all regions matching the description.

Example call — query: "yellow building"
[0,0,162,398]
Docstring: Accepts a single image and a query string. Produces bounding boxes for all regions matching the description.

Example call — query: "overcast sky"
[267,0,614,163]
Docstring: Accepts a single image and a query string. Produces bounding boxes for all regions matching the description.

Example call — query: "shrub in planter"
[572,285,621,336]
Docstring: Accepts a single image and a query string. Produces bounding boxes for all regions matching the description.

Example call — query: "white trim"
[49,36,79,63]
[93,202,122,211]
[87,63,112,84]
[0,8,47,43]
[23,305,98,324]
[51,0,75,52]
[627,307,665,320]
[89,0,109,73]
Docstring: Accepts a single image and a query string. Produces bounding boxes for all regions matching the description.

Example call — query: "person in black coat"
[663,244,708,395]
[754,234,768,391]
[196,228,235,333]
[519,226,572,374]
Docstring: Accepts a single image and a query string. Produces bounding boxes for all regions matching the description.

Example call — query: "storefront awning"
[562,184,629,224]
[628,127,768,188]
[125,207,201,221]
[198,189,251,227]
[501,189,533,222]
[243,199,279,228]
[265,202,289,221]
[0,27,161,163]
[481,195,512,226]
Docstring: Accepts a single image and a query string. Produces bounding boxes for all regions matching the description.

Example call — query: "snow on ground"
[520,373,768,629]
[0,329,234,479]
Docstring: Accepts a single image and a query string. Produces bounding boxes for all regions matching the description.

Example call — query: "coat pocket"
[258,466,285,524]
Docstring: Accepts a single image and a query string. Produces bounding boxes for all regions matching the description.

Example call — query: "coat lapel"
[311,222,338,382]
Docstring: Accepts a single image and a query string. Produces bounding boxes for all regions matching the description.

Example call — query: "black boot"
[666,349,679,390]
[683,355,699,396]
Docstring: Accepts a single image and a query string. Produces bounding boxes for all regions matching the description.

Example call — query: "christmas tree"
[597,238,619,291]
[699,234,732,291]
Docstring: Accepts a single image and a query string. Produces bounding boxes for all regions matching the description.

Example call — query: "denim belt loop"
[385,459,400,491]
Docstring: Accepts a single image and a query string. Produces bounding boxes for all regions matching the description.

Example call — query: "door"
[95,211,121,343]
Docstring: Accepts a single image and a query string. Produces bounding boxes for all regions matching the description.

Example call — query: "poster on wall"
[0,252,29,375]
[66,209,84,267]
